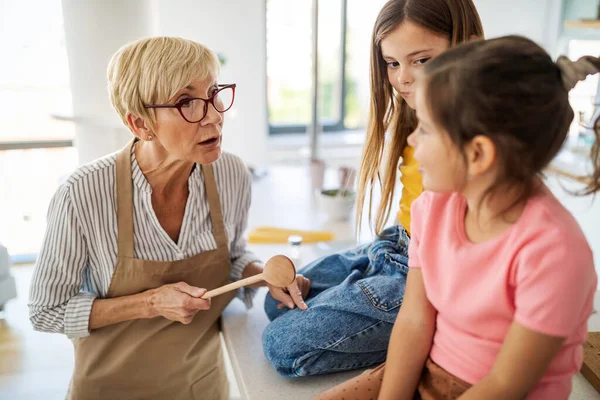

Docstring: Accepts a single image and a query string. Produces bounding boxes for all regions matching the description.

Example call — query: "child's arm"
[459,322,564,400]
[378,268,437,400]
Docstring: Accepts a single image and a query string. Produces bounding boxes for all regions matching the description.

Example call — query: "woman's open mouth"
[198,136,220,148]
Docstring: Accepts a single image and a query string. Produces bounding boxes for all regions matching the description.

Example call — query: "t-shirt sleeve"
[513,229,597,337]
[407,192,433,269]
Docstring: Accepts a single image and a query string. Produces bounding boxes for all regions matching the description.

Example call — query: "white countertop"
[224,165,365,399]
[223,287,360,400]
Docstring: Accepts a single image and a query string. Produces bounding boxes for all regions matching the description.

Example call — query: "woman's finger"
[175,281,205,298]
[187,296,211,310]
[299,276,311,299]
[271,288,295,309]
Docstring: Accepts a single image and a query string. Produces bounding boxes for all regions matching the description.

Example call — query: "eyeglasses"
[144,83,236,123]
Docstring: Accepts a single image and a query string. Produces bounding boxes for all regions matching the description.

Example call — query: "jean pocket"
[357,273,406,313]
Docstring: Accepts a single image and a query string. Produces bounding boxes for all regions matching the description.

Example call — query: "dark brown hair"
[423,35,600,210]
[357,0,484,235]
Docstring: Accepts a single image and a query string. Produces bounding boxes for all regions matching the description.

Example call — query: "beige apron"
[68,139,236,400]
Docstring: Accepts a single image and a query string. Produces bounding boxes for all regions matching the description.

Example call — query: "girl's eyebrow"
[382,48,433,60]
[407,48,433,57]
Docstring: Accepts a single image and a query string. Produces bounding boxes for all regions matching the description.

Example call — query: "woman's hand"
[146,281,211,324]
[268,274,311,311]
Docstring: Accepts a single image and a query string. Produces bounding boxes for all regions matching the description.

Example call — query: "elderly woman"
[28,37,305,399]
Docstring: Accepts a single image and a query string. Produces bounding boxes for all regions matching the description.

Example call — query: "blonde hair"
[107,36,220,132]
[356,0,484,236]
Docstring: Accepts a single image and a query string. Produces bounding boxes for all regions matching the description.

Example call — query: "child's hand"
[268,274,311,311]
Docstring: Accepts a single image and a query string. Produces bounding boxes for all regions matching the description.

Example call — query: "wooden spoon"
[201,255,296,299]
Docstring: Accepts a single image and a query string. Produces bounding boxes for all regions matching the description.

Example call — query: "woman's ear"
[469,34,480,41]
[464,135,496,178]
[126,113,153,141]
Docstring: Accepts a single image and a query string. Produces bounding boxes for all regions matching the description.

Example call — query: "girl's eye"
[414,57,431,65]
[386,61,400,68]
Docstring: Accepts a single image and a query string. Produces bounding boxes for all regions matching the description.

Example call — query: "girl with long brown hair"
[262,0,484,377]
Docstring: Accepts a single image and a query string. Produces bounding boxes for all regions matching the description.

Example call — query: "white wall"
[155,0,268,168]
[474,0,564,56]
[62,0,156,165]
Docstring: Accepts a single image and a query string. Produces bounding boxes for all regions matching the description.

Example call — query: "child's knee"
[262,322,303,376]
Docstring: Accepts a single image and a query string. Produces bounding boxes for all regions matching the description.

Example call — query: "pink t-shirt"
[409,187,597,399]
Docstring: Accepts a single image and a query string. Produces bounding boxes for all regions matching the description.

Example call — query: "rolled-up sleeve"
[28,184,94,339]
[229,166,261,308]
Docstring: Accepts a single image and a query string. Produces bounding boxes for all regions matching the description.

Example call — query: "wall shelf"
[565,19,600,29]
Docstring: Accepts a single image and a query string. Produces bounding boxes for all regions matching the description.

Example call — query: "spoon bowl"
[262,255,297,287]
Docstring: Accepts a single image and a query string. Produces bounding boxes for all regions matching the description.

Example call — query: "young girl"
[262,0,484,377]
[317,36,600,399]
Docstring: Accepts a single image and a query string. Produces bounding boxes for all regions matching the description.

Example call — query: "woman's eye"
[179,99,193,108]
[414,57,431,65]
[386,61,400,68]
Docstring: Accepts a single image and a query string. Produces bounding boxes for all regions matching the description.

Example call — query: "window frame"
[268,0,350,135]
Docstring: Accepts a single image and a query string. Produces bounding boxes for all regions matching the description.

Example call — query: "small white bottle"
[287,235,303,269]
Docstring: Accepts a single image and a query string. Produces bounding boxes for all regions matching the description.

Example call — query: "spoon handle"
[201,273,265,299]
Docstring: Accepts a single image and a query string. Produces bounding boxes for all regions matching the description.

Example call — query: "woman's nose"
[201,102,223,125]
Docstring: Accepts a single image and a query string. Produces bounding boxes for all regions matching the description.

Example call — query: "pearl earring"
[147,135,153,141]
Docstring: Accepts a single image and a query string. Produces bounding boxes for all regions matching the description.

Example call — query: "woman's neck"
[134,140,194,196]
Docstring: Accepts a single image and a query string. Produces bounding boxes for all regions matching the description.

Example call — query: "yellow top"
[397,145,423,236]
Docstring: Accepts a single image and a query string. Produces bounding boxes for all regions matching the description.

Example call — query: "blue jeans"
[262,225,410,377]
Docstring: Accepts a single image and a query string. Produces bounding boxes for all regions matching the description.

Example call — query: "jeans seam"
[322,320,385,351]
[384,253,409,273]
[291,320,386,376]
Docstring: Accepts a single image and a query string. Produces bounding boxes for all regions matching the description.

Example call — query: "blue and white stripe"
[29,146,259,339]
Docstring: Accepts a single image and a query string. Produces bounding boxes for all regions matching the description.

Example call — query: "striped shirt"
[29,146,260,339]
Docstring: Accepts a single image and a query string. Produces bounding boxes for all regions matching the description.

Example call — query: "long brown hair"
[356,0,484,236]
[423,36,600,212]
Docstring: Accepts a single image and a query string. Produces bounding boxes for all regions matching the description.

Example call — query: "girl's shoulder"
[516,185,591,254]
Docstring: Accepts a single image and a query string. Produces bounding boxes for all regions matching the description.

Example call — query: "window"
[266,0,387,134]
[344,0,387,129]
[0,0,76,260]
[566,40,600,147]
[0,0,74,143]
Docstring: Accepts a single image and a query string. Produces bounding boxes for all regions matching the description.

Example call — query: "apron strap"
[201,164,228,250]
[116,139,136,258]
